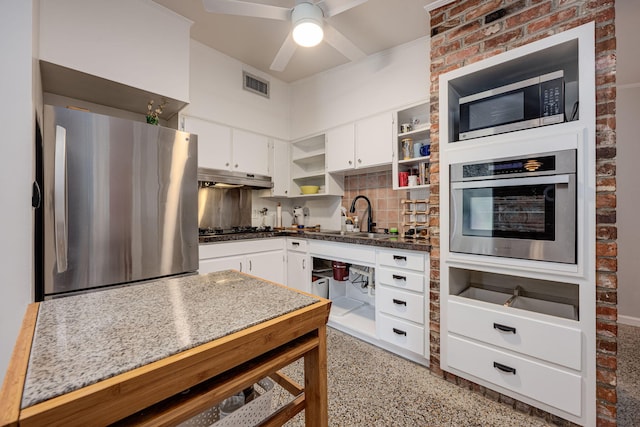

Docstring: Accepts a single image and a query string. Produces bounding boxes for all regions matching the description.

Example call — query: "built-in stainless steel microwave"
[458,71,565,141]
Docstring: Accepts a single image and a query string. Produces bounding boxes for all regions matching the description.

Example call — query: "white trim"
[424,0,456,13]
[618,315,640,328]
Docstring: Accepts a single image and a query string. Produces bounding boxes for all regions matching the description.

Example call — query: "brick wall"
[427,1,617,425]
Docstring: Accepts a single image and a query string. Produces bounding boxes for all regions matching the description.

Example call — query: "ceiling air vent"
[243,71,270,98]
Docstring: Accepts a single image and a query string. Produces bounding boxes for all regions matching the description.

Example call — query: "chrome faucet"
[349,195,375,232]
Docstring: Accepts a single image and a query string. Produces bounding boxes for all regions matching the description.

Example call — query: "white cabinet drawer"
[377,313,424,355]
[377,268,424,292]
[309,240,375,265]
[448,298,581,370]
[377,285,424,324]
[447,335,582,417]
[286,237,308,252]
[377,249,425,272]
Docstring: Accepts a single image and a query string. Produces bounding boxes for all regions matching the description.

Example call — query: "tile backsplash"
[343,170,413,232]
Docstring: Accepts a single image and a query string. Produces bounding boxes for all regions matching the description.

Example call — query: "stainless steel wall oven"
[450,149,577,264]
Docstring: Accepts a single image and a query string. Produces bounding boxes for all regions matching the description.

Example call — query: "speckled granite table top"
[21,270,319,409]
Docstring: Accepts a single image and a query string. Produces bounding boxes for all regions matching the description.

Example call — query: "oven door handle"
[451,174,571,189]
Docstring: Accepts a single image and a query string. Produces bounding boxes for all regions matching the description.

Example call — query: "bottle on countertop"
[276,202,282,228]
[353,215,359,232]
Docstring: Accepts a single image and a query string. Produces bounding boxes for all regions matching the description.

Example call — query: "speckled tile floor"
[618,324,640,427]
[269,326,640,427]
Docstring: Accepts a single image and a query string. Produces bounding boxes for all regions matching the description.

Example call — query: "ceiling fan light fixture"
[291,3,324,47]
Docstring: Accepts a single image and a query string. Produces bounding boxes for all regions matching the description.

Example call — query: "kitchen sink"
[306,230,389,239]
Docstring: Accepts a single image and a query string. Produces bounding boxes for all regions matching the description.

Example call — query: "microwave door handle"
[54,125,68,273]
[451,174,571,190]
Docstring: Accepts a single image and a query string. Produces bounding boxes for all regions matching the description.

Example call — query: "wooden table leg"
[303,325,328,427]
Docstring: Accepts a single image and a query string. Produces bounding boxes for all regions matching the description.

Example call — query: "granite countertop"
[199,230,430,252]
[21,270,319,409]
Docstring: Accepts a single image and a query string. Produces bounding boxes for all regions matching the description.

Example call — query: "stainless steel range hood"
[197,168,273,189]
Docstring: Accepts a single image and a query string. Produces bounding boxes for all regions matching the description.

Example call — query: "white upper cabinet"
[182,116,269,175]
[326,124,355,173]
[182,116,232,170]
[269,139,290,197]
[232,129,270,176]
[355,112,394,169]
[326,112,393,173]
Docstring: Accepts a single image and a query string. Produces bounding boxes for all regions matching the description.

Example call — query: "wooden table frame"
[0,298,331,427]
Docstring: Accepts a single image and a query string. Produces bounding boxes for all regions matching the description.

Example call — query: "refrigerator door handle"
[54,125,68,272]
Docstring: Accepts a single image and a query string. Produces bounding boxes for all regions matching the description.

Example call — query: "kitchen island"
[0,270,331,426]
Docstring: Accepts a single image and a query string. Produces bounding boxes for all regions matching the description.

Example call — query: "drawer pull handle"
[493,323,516,334]
[392,299,407,306]
[493,362,516,375]
[392,274,406,281]
[292,242,300,246]
[392,255,407,261]
[392,328,407,336]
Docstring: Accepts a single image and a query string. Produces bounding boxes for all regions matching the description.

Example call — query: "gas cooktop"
[198,226,273,237]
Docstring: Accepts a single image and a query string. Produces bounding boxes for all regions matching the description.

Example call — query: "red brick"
[465,0,503,21]
[597,401,617,419]
[596,210,616,224]
[596,272,617,289]
[596,385,617,404]
[596,257,617,272]
[446,20,482,42]
[484,28,524,50]
[596,367,617,386]
[432,40,462,58]
[597,320,618,337]
[596,417,617,427]
[596,73,616,87]
[445,371,458,384]
[445,45,481,66]
[596,22,616,40]
[505,2,552,28]
[596,147,616,160]
[515,400,532,414]
[596,304,617,321]
[596,37,616,54]
[596,241,617,257]
[597,337,617,354]
[596,162,616,180]
[450,0,484,18]
[592,5,615,24]
[596,177,616,192]
[596,194,616,208]
[597,353,618,370]
[527,7,577,34]
[464,22,502,45]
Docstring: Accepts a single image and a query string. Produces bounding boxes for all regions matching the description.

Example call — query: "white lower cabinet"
[286,238,310,293]
[199,239,285,284]
[375,248,428,361]
[447,335,582,417]
[447,298,582,370]
[377,313,425,355]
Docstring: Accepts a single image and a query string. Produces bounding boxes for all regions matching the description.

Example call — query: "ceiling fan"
[202,0,369,71]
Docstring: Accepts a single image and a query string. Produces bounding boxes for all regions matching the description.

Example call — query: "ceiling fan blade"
[203,0,290,21]
[322,23,366,62]
[316,0,368,18]
[270,33,298,72]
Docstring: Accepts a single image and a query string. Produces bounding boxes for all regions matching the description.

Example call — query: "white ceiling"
[152,0,435,82]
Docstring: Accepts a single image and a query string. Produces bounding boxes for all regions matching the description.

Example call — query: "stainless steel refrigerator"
[35,105,198,300]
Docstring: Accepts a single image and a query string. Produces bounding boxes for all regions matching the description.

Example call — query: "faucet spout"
[349,195,375,232]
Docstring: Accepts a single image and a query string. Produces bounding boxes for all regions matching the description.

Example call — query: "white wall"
[289,36,430,140]
[0,0,38,385]
[615,0,640,325]
[616,89,640,325]
[39,0,191,103]
[184,40,291,140]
